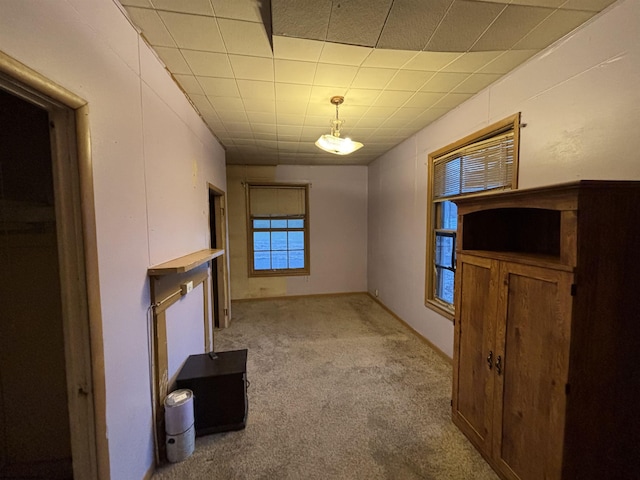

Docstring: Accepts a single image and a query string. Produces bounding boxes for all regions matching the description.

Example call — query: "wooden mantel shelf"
[148,248,224,276]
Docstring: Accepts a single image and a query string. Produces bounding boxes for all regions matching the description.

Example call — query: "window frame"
[246,182,310,277]
[425,113,521,319]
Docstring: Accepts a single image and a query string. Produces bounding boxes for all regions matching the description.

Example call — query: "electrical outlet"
[180,281,193,296]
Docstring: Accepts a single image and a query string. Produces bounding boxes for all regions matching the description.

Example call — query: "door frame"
[0,52,108,479]
[208,183,230,329]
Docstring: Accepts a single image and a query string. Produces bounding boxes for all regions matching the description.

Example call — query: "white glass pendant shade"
[315,134,364,155]
[315,96,363,155]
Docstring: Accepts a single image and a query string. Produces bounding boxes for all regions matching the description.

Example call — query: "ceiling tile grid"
[119,0,615,165]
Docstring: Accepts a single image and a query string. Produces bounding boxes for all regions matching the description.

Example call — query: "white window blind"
[248,185,306,217]
[433,131,514,200]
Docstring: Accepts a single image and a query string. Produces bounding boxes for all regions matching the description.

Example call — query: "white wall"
[226,165,368,299]
[277,166,368,296]
[0,1,226,479]
[368,0,640,358]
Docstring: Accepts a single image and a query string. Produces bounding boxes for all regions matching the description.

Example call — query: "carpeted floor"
[152,294,498,480]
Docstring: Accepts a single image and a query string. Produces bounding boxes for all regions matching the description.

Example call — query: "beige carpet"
[153,294,498,480]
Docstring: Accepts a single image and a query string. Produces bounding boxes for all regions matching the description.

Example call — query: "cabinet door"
[492,262,573,480]
[452,254,500,455]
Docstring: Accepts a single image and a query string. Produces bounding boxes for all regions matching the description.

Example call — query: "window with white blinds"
[433,131,514,200]
[425,114,520,318]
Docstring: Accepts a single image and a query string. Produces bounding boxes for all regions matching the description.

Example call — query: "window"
[426,113,520,318]
[246,183,310,276]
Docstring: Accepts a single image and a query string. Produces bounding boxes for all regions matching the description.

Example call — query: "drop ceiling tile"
[255,139,279,149]
[309,85,348,104]
[403,91,445,108]
[351,67,397,89]
[153,47,191,74]
[386,70,435,91]
[344,88,383,105]
[158,11,225,51]
[275,83,311,104]
[434,92,474,108]
[233,138,257,146]
[274,59,316,85]
[181,50,233,77]
[510,0,564,7]
[237,79,275,100]
[513,9,595,50]
[151,0,214,15]
[361,49,417,69]
[229,55,274,81]
[313,64,358,88]
[326,0,392,47]
[403,51,463,71]
[452,73,502,93]
[209,96,245,111]
[224,122,253,134]
[275,83,312,103]
[440,51,503,73]
[277,134,302,143]
[216,109,250,123]
[477,49,539,74]
[197,76,239,96]
[339,104,369,119]
[304,115,332,127]
[377,0,453,50]
[561,0,616,11]
[427,0,506,52]
[173,74,205,94]
[254,133,278,142]
[318,43,373,66]
[420,72,470,92]
[276,101,308,115]
[373,90,414,107]
[364,106,398,118]
[389,107,427,119]
[247,111,277,124]
[120,0,152,6]
[420,108,449,125]
[241,98,275,113]
[301,126,327,139]
[124,7,176,47]
[277,113,306,126]
[271,0,332,41]
[251,124,277,135]
[272,36,325,61]
[217,18,273,57]
[211,0,263,21]
[471,5,553,51]
[188,94,214,112]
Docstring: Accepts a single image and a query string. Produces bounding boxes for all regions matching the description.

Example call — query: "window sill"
[425,299,454,322]
[249,269,310,278]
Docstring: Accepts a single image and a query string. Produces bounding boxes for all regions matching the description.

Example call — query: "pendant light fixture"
[315,96,364,155]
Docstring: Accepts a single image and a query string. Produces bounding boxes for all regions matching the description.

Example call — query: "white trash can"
[164,389,195,463]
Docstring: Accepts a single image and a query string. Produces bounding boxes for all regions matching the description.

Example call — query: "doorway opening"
[0,56,105,480]
[208,185,229,330]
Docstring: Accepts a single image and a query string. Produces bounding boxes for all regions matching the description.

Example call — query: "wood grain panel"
[493,263,572,480]
[453,254,498,454]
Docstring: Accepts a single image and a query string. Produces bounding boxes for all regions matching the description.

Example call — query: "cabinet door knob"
[487,351,493,370]
[496,355,502,375]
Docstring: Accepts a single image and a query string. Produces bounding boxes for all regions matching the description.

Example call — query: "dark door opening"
[209,189,220,328]
[0,90,73,478]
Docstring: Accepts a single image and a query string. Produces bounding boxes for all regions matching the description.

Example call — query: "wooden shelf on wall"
[147,248,224,276]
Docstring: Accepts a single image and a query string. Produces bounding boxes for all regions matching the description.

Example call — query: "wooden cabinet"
[451,181,640,480]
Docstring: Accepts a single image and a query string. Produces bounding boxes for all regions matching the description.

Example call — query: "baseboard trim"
[368,293,452,365]
[231,291,368,303]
